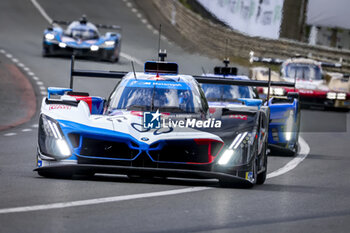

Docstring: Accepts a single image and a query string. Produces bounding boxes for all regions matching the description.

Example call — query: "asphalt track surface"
[0,0,349,232]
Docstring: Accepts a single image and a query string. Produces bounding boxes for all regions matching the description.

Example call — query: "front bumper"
[299,96,350,109]
[43,43,114,59]
[34,164,252,185]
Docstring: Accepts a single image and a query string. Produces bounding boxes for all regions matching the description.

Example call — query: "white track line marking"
[0,187,209,214]
[32,124,39,128]
[3,133,17,137]
[30,0,53,23]
[21,128,32,132]
[2,48,45,102]
[267,136,310,179]
[120,52,143,66]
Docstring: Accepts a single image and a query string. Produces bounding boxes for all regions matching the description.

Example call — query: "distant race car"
[201,60,300,155]
[33,54,290,187]
[42,15,121,62]
[250,54,350,110]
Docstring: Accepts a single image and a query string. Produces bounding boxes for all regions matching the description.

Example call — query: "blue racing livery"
[42,15,121,62]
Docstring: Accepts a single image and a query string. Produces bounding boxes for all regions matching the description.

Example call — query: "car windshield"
[65,21,99,40]
[201,84,254,102]
[284,63,322,80]
[107,79,205,114]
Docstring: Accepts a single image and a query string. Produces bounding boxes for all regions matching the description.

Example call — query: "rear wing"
[320,61,342,68]
[193,75,294,88]
[69,56,127,89]
[249,56,284,65]
[68,56,295,102]
[52,20,121,30]
[249,51,342,68]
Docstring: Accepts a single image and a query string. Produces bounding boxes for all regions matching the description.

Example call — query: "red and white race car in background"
[250,56,350,109]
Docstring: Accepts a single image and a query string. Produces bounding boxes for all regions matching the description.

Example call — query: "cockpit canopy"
[201,83,255,102]
[65,21,99,40]
[282,63,322,81]
[107,76,208,115]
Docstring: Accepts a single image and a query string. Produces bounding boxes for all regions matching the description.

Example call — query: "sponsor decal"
[229,114,248,120]
[298,89,314,94]
[209,108,216,114]
[131,111,144,117]
[126,80,187,89]
[143,109,222,129]
[245,171,253,182]
[143,110,161,129]
[49,105,72,110]
[141,137,149,141]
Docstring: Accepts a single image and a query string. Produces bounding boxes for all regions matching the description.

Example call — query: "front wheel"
[256,143,267,185]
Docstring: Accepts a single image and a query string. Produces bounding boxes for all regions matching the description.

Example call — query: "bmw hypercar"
[34,56,281,187]
[42,15,121,62]
[201,60,300,155]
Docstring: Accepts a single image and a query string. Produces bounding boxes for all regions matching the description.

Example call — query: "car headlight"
[103,40,115,47]
[218,132,252,166]
[273,88,285,96]
[337,93,346,100]
[38,114,71,159]
[59,42,67,48]
[45,33,55,41]
[262,87,285,96]
[327,92,336,99]
[90,45,99,51]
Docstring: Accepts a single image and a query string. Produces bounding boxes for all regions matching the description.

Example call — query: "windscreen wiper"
[151,84,156,111]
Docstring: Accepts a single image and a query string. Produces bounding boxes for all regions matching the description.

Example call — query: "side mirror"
[342,74,350,82]
[323,73,332,83]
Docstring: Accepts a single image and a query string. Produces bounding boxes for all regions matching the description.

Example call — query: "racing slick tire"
[256,143,267,185]
[42,43,54,57]
[218,161,257,188]
[42,46,51,57]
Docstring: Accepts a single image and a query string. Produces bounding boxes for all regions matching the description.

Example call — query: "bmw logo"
[141,137,149,141]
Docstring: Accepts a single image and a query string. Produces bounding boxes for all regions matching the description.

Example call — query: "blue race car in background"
[201,59,300,156]
[42,15,121,62]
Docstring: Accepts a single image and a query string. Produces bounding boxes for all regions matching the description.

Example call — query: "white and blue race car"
[34,55,296,187]
[42,15,121,62]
